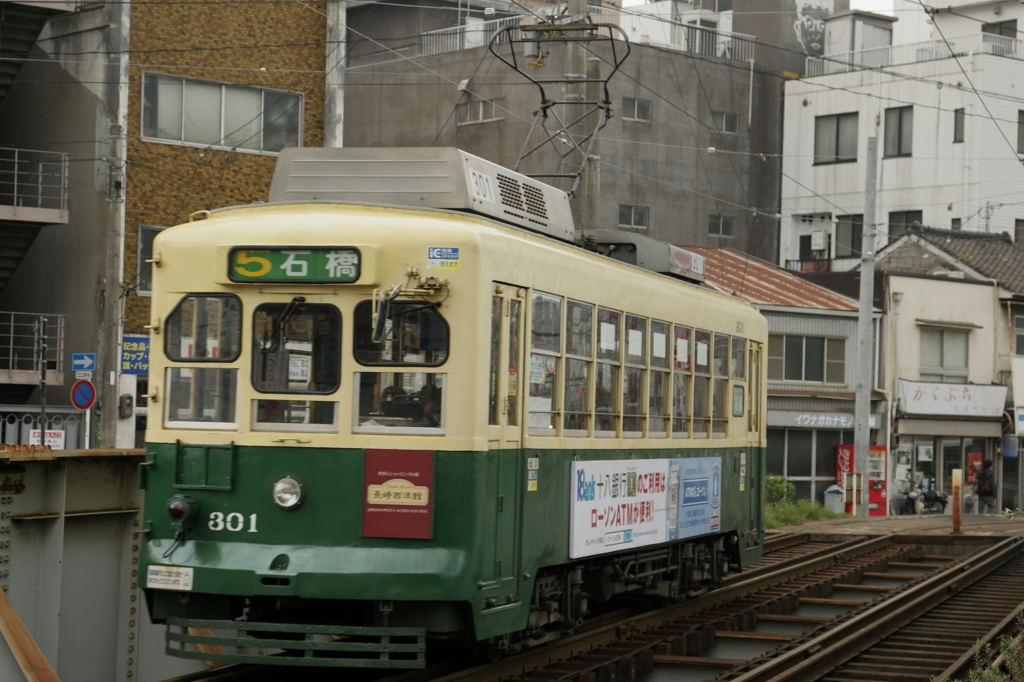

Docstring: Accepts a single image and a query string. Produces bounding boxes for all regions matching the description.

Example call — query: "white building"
[779,5,1024,272]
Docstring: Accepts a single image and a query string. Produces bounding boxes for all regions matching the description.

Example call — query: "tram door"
[485,283,525,604]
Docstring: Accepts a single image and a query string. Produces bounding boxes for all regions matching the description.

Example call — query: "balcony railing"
[0,147,69,224]
[416,12,755,63]
[421,16,525,57]
[807,32,1021,76]
[0,312,65,385]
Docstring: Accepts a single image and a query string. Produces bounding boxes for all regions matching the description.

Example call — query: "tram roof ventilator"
[269,147,575,242]
[269,147,705,285]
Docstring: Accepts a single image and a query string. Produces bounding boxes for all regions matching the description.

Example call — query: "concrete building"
[779,3,1024,271]
[344,0,852,261]
[688,247,885,506]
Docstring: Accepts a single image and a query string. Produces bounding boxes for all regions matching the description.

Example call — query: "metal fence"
[0,147,69,213]
[806,32,1021,76]
[0,406,85,448]
[0,312,65,374]
[421,16,525,57]
[417,12,755,63]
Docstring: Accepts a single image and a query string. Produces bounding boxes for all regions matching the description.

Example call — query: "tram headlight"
[167,495,195,525]
[272,476,304,509]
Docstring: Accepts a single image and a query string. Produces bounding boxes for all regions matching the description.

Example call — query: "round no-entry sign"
[70,379,96,411]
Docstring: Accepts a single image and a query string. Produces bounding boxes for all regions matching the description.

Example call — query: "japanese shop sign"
[898,380,1006,418]
[121,335,149,375]
[229,247,360,283]
[569,457,721,559]
[362,449,433,539]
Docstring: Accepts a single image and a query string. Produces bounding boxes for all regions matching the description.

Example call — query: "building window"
[953,108,965,143]
[142,73,301,153]
[708,214,735,237]
[884,106,913,157]
[1015,316,1024,356]
[1018,111,1024,154]
[814,112,857,164]
[919,328,968,383]
[768,428,853,502]
[622,97,652,122]
[951,218,962,231]
[982,19,1017,37]
[768,334,845,384]
[712,111,739,134]
[715,0,733,11]
[618,204,649,229]
[888,210,922,240]
[1016,219,1024,245]
[457,97,505,125]
[137,226,167,295]
[835,215,862,258]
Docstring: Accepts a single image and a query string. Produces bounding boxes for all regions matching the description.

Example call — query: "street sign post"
[70,379,96,411]
[72,353,96,372]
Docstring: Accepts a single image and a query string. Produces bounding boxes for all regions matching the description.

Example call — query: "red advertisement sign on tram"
[362,449,434,539]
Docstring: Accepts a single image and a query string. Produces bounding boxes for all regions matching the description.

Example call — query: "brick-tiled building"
[0,0,332,449]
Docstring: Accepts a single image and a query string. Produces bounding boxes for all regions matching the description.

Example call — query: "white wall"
[780,53,1024,265]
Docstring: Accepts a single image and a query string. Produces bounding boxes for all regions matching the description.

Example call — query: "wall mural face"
[794,0,833,54]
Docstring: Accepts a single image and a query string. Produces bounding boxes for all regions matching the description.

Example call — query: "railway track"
[161,533,1023,682]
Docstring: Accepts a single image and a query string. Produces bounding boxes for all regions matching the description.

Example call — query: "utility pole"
[581,57,601,231]
[561,0,587,226]
[854,136,878,517]
[37,317,47,444]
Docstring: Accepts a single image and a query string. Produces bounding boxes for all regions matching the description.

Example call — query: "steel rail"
[724,533,1024,682]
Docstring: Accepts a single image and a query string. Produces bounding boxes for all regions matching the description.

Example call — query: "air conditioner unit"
[811,229,828,251]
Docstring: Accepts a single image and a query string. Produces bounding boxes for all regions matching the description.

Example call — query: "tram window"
[508,299,521,426]
[650,320,670,437]
[253,400,336,432]
[354,373,445,433]
[672,325,692,438]
[731,338,746,379]
[531,293,561,353]
[596,308,621,436]
[166,368,237,428]
[530,292,562,435]
[693,330,712,438]
[624,315,647,436]
[488,297,501,426]
[354,301,448,366]
[252,302,340,394]
[712,334,729,438]
[564,300,593,435]
[165,295,242,362]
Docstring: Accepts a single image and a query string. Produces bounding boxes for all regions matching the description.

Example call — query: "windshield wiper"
[261,296,305,354]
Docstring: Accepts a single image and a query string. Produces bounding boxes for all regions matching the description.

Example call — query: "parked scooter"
[896,479,948,515]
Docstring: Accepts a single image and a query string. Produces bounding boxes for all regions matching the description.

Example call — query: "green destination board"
[229,247,360,283]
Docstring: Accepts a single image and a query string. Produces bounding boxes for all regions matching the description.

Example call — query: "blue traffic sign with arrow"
[72,353,96,371]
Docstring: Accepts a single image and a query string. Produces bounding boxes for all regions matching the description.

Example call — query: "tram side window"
[623,315,647,436]
[564,300,593,436]
[732,337,747,419]
[165,295,242,362]
[712,334,730,438]
[596,308,621,437]
[672,326,692,438]
[529,293,561,436]
[252,302,341,394]
[649,320,671,437]
[693,330,712,438]
[488,297,501,426]
[353,300,448,366]
[166,368,238,427]
[355,372,445,432]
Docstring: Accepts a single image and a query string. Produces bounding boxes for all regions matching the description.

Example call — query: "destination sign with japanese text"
[229,247,360,283]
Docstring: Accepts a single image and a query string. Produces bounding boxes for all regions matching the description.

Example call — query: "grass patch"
[765,474,845,529]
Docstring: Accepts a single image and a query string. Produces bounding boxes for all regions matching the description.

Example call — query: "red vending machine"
[834,444,888,516]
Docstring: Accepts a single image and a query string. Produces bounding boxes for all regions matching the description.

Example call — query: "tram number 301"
[209,512,258,533]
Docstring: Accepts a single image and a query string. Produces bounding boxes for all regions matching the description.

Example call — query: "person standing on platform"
[976,460,997,514]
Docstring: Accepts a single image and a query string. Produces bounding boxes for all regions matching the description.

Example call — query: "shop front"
[894,380,1007,513]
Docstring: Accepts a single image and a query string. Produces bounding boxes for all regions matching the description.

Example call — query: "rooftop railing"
[806,32,1020,76]
[0,312,65,381]
[417,12,756,63]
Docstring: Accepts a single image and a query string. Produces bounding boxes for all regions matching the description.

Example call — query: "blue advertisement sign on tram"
[672,457,722,538]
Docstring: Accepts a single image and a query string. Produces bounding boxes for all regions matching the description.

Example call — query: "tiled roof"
[684,246,861,311]
[903,227,1024,296]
